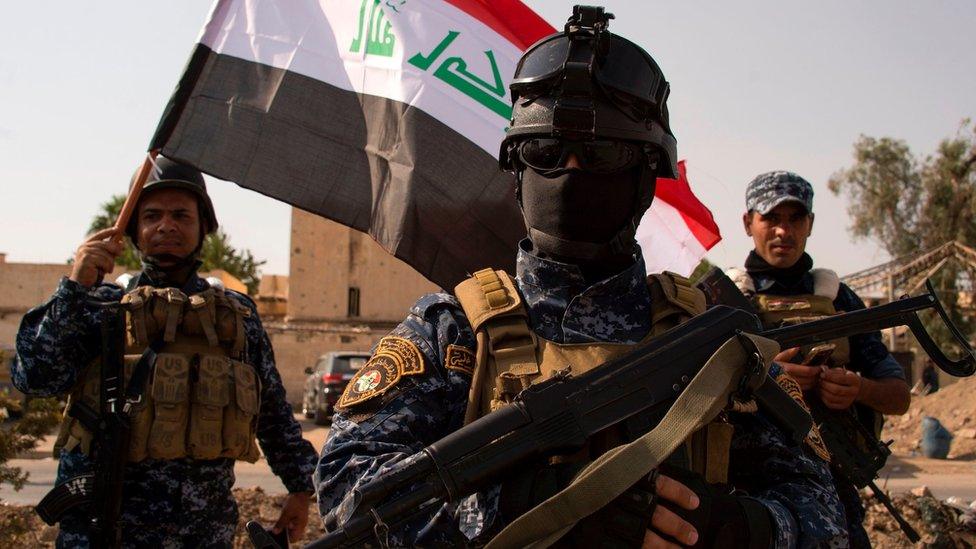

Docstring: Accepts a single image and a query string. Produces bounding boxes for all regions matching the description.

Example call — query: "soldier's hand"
[69,228,124,288]
[775,347,820,390]
[818,367,861,409]
[643,474,700,548]
[274,491,311,543]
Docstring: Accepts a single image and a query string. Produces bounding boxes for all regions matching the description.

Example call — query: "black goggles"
[516,138,644,174]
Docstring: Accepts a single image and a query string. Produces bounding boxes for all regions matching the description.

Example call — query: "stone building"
[268,209,440,401]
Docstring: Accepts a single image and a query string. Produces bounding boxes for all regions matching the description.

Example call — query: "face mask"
[520,166,641,259]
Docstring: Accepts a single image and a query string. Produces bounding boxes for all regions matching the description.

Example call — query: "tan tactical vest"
[454,269,734,484]
[726,267,850,366]
[55,285,262,463]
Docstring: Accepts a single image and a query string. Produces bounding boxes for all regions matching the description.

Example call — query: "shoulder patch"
[775,373,832,463]
[337,337,426,410]
[445,345,476,376]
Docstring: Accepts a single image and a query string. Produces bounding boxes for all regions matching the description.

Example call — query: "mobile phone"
[802,344,835,366]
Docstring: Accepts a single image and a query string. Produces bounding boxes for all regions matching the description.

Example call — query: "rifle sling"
[486,333,779,549]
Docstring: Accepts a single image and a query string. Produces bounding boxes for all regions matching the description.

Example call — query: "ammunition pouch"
[55,285,261,463]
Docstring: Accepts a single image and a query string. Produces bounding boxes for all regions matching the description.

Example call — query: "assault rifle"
[698,268,976,543]
[290,279,973,549]
[35,302,159,549]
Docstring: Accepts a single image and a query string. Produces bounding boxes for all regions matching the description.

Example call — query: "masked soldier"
[14,158,318,547]
[729,170,911,547]
[316,7,847,548]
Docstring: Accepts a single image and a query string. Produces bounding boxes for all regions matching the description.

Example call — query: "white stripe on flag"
[198,0,522,157]
[637,199,708,277]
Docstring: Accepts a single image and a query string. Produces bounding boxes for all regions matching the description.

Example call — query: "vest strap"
[190,294,220,347]
[162,288,186,343]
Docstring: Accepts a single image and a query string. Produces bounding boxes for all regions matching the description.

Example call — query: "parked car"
[302,351,370,425]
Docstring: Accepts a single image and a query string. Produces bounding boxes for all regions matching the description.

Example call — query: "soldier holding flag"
[14,158,317,547]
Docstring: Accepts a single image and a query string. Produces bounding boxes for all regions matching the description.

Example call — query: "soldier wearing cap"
[728,170,911,548]
[316,7,847,547]
[14,157,318,547]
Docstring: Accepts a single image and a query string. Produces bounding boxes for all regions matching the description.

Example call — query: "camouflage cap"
[745,171,814,215]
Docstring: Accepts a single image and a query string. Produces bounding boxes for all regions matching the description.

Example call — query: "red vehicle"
[301,352,370,425]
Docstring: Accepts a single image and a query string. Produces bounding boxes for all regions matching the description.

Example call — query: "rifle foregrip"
[35,473,95,525]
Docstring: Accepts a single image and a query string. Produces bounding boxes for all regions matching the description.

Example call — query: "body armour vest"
[54,285,262,463]
[726,267,850,367]
[454,269,734,484]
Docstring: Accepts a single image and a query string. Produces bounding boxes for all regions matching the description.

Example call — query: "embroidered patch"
[766,299,812,312]
[776,373,832,463]
[337,337,426,410]
[445,345,476,376]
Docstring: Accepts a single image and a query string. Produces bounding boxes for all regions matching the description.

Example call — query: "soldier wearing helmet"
[14,156,318,546]
[316,6,847,547]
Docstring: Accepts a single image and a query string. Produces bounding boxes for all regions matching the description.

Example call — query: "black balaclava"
[520,163,644,277]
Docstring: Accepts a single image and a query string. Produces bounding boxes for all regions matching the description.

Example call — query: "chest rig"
[729,267,851,366]
[55,285,262,463]
[454,268,734,484]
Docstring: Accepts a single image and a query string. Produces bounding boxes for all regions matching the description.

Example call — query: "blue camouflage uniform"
[316,241,849,548]
[15,273,318,548]
[747,266,905,548]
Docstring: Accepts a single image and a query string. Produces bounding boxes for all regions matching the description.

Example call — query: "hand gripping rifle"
[296,278,973,549]
[698,268,976,543]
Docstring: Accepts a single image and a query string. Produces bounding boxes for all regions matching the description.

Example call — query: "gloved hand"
[656,466,775,549]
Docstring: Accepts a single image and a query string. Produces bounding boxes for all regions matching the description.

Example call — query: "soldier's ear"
[742,212,753,236]
[807,212,815,236]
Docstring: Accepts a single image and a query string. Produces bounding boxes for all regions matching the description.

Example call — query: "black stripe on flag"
[150,44,523,289]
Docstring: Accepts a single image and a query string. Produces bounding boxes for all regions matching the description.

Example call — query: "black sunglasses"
[517,138,644,174]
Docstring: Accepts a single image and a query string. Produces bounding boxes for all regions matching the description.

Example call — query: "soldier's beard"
[520,166,640,266]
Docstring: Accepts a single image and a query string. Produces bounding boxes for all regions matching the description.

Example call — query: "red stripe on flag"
[655,161,721,250]
[441,0,555,50]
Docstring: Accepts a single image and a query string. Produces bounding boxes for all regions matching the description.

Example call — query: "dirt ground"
[864,492,976,548]
[883,375,976,459]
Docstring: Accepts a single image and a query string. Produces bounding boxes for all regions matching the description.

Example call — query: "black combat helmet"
[500,5,676,179]
[125,156,219,244]
[500,6,676,260]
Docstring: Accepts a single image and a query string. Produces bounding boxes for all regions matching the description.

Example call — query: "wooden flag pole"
[112,150,160,241]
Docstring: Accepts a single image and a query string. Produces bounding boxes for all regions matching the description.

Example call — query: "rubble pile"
[864,492,976,548]
[883,375,976,458]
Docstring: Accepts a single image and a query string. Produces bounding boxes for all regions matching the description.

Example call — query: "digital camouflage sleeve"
[315,292,849,548]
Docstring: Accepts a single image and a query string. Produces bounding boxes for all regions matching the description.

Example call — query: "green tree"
[0,350,62,545]
[829,119,976,347]
[88,194,267,294]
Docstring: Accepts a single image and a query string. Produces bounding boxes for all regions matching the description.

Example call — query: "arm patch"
[445,344,476,376]
[337,337,426,410]
[775,372,832,463]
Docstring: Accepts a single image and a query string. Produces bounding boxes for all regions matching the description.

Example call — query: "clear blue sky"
[1,1,973,286]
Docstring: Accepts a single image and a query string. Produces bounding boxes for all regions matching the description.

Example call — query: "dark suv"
[302,351,370,425]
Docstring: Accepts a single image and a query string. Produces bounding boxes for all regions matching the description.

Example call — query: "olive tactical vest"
[54,285,262,463]
[454,269,735,484]
[726,267,850,366]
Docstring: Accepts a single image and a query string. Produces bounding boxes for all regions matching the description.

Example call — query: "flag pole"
[112,150,160,241]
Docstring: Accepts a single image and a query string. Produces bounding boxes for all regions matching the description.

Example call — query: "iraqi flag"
[151,0,719,288]
[638,161,721,276]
